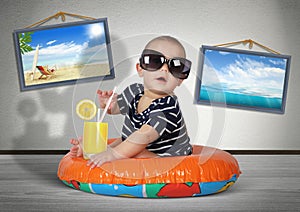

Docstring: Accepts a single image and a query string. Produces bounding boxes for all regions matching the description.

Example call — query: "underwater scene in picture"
[196,46,291,113]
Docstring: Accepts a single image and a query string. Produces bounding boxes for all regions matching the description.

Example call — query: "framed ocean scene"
[13,18,114,91]
[195,45,291,114]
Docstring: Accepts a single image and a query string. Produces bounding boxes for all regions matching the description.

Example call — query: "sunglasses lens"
[169,58,191,79]
[140,54,164,71]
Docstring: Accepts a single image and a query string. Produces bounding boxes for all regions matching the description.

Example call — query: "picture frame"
[195,45,291,114]
[13,18,114,91]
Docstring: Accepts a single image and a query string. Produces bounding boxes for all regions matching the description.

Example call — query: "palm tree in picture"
[18,32,34,54]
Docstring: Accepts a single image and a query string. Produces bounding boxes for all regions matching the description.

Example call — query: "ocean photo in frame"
[13,18,114,91]
[195,45,291,114]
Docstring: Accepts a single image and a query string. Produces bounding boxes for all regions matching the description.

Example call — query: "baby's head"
[144,36,186,59]
[137,36,191,95]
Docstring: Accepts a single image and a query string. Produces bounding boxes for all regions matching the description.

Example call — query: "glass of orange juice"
[83,122,108,160]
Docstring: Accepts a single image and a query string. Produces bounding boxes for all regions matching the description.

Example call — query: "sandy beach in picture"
[24,63,110,86]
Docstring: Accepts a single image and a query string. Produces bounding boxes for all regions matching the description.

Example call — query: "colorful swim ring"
[57,139,241,198]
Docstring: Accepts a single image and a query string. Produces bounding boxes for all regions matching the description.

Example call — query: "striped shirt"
[117,83,192,157]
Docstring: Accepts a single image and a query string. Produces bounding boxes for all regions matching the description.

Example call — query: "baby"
[70,35,192,168]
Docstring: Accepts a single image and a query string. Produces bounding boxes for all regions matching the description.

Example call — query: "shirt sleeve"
[117,83,144,115]
[146,96,180,136]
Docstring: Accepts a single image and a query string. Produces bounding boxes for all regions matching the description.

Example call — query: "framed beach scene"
[13,18,114,91]
[195,45,291,114]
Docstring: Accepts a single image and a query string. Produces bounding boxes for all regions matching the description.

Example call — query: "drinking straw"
[97,108,101,122]
[98,86,116,123]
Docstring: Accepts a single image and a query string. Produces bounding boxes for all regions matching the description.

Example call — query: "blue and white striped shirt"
[117,83,192,157]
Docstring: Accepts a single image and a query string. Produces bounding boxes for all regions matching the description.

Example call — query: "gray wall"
[0,0,299,150]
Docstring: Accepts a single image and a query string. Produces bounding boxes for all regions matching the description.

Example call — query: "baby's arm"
[87,124,159,168]
[114,124,159,157]
[108,137,122,148]
[97,89,120,114]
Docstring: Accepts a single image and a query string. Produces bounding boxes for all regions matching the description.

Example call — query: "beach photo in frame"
[195,45,291,114]
[13,18,114,91]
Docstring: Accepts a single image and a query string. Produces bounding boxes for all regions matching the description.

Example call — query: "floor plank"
[0,155,299,211]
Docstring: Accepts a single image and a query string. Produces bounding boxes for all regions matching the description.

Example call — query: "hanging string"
[214,39,281,55]
[25,11,96,28]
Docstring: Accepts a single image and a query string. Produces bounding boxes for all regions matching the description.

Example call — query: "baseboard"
[0,150,299,155]
[226,150,300,154]
[0,150,69,155]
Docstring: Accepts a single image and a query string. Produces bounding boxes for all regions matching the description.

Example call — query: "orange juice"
[83,122,108,160]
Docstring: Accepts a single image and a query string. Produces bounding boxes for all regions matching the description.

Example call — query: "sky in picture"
[201,49,288,99]
[20,22,109,72]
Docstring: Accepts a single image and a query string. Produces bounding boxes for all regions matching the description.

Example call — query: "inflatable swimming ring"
[57,139,241,198]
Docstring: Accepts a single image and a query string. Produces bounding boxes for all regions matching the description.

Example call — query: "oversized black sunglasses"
[139,49,191,79]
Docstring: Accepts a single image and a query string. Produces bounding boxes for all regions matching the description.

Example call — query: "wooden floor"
[0,154,299,212]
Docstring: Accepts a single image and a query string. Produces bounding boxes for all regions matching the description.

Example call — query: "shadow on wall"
[12,87,74,150]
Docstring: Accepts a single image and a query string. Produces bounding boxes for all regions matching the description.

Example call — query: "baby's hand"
[69,137,83,158]
[97,89,118,113]
[87,147,123,168]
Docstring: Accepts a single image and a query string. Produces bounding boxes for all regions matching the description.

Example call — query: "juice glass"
[83,122,108,160]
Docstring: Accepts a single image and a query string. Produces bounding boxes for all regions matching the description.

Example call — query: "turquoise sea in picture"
[199,85,282,109]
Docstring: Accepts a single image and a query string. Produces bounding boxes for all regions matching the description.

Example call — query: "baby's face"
[140,39,185,95]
